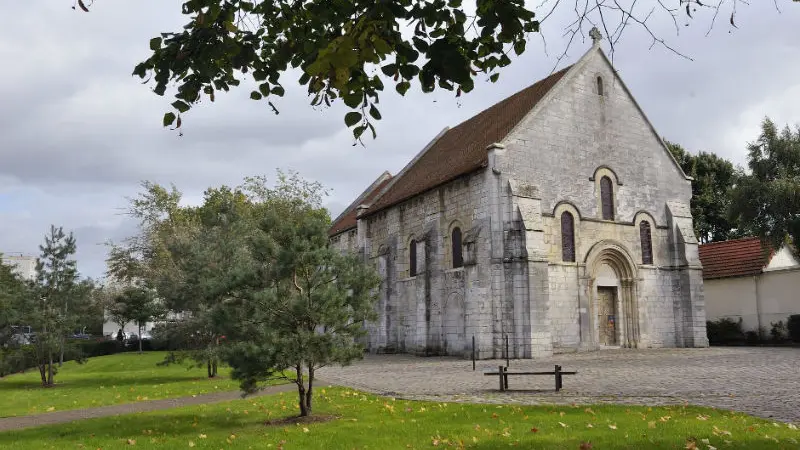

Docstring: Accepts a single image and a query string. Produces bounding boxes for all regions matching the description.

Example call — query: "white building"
[1,253,37,281]
[700,237,800,333]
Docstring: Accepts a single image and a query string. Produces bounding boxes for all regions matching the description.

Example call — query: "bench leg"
[504,367,509,390]
[555,365,562,392]
[499,365,505,391]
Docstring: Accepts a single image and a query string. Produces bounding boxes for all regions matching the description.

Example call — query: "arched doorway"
[584,241,641,349]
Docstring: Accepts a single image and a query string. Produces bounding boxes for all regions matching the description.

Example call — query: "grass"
[0,352,257,417]
[1,387,797,449]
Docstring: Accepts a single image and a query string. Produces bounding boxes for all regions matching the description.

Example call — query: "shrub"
[706,317,746,346]
[769,321,789,343]
[744,330,761,345]
[788,315,800,343]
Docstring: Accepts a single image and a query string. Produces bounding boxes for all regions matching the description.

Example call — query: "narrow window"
[597,76,604,96]
[409,239,417,277]
[452,227,463,268]
[561,212,575,262]
[640,221,653,265]
[600,176,614,220]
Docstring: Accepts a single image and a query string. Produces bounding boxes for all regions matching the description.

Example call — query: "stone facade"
[331,40,708,358]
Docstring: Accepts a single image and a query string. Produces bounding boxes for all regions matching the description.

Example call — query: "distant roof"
[365,65,572,214]
[329,173,393,237]
[698,237,772,280]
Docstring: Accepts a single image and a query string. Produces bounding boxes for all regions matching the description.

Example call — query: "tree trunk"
[212,359,218,377]
[38,361,47,386]
[296,363,308,417]
[207,360,213,378]
[305,365,314,416]
[47,351,54,386]
[138,323,143,354]
[59,336,64,367]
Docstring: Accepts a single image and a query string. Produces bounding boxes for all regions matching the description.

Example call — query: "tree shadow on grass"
[0,375,223,392]
[0,411,330,445]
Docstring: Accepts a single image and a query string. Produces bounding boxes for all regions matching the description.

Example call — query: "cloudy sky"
[1,1,798,280]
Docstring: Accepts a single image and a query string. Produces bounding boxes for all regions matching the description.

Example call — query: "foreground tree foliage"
[111,172,381,414]
[73,0,781,139]
[219,182,381,416]
[730,118,800,250]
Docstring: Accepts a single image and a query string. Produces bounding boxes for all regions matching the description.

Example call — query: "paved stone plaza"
[318,347,800,423]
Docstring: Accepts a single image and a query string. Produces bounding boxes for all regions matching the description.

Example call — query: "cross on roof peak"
[589,26,603,45]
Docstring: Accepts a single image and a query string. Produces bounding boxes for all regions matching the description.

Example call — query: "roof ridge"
[364,64,574,215]
[699,236,762,247]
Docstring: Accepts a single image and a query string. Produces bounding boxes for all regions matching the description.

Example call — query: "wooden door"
[597,287,617,345]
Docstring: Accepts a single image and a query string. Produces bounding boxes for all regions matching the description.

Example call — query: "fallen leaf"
[302,427,309,433]
[559,422,568,428]
[584,408,595,415]
[696,415,709,421]
[586,423,593,428]
[530,427,539,433]
[685,438,697,450]
[188,442,195,448]
[127,439,136,446]
[579,442,593,450]
[701,439,710,444]
[46,407,55,412]
[608,424,617,430]
[199,434,207,439]
[648,421,656,429]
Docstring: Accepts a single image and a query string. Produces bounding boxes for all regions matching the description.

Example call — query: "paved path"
[318,347,800,423]
[0,383,296,432]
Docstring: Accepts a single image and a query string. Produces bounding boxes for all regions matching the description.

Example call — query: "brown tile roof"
[329,175,393,236]
[366,65,573,214]
[698,237,773,280]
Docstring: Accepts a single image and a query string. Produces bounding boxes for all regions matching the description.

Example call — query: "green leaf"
[396,81,410,96]
[149,37,162,51]
[163,112,176,127]
[345,112,362,127]
[171,100,190,113]
[489,73,500,83]
[380,64,397,77]
[343,93,362,109]
[369,104,381,120]
[250,91,263,100]
[514,39,526,56]
[271,86,285,96]
[354,124,366,140]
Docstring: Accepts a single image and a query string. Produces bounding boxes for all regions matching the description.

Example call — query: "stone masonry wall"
[494,46,701,352]
[361,171,492,357]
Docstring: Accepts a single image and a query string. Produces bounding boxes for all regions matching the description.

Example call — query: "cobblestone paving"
[318,347,800,423]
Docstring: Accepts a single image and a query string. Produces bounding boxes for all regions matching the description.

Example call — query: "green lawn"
[1,387,797,449]
[0,352,252,417]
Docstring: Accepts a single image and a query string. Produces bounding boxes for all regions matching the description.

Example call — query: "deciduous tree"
[666,140,740,243]
[730,117,800,249]
[72,0,778,139]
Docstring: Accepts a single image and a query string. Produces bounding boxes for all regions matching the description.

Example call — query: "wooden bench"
[484,365,577,392]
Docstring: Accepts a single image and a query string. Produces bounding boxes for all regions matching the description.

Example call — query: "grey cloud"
[1,0,798,278]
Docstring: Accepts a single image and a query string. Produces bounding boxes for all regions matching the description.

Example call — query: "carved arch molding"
[584,241,641,348]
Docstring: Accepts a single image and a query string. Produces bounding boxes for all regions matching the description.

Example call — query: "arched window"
[409,239,417,277]
[596,76,604,96]
[600,176,614,220]
[452,227,463,268]
[640,221,653,265]
[561,212,575,262]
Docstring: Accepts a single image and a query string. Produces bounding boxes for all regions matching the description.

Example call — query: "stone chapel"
[329,33,709,359]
